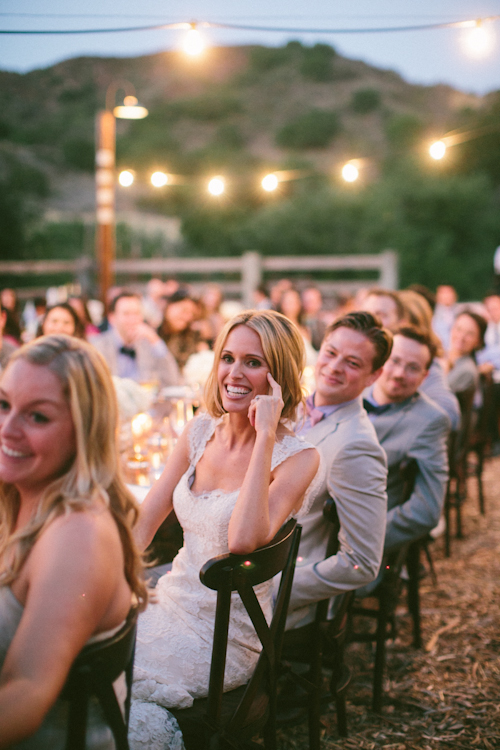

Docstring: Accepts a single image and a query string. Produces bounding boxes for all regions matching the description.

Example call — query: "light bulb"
[151,172,169,188]
[183,27,205,57]
[429,141,447,160]
[118,170,134,187]
[262,174,279,192]
[463,21,495,58]
[208,177,225,196]
[342,163,359,183]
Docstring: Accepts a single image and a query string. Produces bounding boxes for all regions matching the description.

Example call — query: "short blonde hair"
[0,335,147,607]
[204,310,305,421]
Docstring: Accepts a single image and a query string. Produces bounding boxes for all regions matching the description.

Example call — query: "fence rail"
[0,250,398,305]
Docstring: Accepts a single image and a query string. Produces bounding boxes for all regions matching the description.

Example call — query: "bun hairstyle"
[204,309,306,422]
[0,335,147,607]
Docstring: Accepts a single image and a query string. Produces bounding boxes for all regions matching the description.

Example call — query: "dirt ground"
[277,455,500,750]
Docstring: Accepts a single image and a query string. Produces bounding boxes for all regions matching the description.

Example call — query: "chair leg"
[308,642,322,750]
[332,660,349,738]
[406,544,422,649]
[372,604,388,712]
[444,484,452,557]
[476,449,485,515]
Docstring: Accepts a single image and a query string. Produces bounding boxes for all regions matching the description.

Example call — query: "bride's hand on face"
[248,373,284,433]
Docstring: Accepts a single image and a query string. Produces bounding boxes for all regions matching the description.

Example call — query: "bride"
[129,310,320,750]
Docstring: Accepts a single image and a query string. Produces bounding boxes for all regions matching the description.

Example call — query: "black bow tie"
[363,399,391,415]
[119,345,136,359]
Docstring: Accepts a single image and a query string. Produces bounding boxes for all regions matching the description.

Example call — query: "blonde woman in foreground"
[0,335,147,749]
[129,310,320,750]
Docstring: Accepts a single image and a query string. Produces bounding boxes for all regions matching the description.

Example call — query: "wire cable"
[0,16,499,36]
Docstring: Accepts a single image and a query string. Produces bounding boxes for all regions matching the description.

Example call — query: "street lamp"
[95,84,148,303]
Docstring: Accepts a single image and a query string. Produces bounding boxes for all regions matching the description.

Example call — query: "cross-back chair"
[279,497,353,747]
[62,606,138,750]
[172,517,301,750]
[348,458,418,712]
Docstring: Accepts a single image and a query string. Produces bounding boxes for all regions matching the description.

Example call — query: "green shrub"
[276,109,341,149]
[300,44,336,82]
[249,46,294,73]
[169,95,241,121]
[212,124,246,149]
[63,137,95,171]
[351,88,381,114]
[386,114,426,150]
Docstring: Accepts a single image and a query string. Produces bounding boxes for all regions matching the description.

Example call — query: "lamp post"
[95,85,148,304]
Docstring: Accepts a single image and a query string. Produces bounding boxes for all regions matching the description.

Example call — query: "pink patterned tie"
[305,395,325,427]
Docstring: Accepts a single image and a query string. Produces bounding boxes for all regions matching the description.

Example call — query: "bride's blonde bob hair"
[0,335,147,607]
[204,309,305,421]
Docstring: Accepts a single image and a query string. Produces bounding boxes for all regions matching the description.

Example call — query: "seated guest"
[286,312,391,629]
[68,296,100,337]
[39,303,85,339]
[444,310,487,395]
[432,284,458,351]
[301,286,327,351]
[128,310,320,748]
[0,335,147,747]
[362,288,405,331]
[398,289,460,431]
[0,289,22,345]
[364,327,451,550]
[0,305,18,372]
[360,286,460,430]
[278,287,317,366]
[90,291,181,387]
[157,289,201,370]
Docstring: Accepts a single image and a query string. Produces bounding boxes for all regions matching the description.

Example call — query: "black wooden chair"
[467,371,493,516]
[62,606,138,750]
[172,518,301,750]
[279,497,353,747]
[348,458,418,712]
[444,385,475,555]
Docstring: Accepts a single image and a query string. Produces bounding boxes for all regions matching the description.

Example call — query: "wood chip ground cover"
[277,456,500,749]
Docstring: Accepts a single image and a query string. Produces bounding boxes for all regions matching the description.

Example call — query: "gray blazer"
[287,397,388,628]
[90,329,181,388]
[368,390,451,550]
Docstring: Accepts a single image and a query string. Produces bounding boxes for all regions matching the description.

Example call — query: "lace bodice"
[129,412,319,750]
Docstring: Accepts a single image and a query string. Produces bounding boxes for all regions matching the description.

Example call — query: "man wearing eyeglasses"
[363,326,451,551]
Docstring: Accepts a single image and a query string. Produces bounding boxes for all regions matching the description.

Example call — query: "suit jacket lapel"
[371,397,415,443]
[306,397,363,446]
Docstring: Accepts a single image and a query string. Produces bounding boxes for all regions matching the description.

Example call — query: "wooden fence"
[0,251,398,306]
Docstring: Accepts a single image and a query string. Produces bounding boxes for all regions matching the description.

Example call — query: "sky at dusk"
[1,1,500,96]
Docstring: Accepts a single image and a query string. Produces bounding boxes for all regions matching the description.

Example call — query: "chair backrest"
[315,497,355,657]
[455,385,476,460]
[62,607,138,750]
[379,457,419,589]
[199,517,301,740]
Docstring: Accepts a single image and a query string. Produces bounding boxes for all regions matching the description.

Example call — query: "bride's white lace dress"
[129,412,320,750]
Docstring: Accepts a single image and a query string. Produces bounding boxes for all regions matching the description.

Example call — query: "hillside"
[0,42,483,217]
[1,42,500,299]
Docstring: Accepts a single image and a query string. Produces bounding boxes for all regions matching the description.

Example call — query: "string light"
[118,170,134,186]
[261,173,279,192]
[429,141,447,160]
[342,163,359,183]
[462,19,495,58]
[183,23,205,56]
[208,176,225,196]
[151,171,169,187]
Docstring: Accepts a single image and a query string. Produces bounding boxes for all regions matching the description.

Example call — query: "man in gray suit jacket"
[90,291,181,388]
[287,312,392,629]
[363,326,451,551]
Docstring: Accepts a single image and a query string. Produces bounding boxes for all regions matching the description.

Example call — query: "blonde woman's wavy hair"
[204,309,305,421]
[0,335,147,608]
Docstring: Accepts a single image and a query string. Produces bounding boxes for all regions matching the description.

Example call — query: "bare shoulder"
[29,504,123,571]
